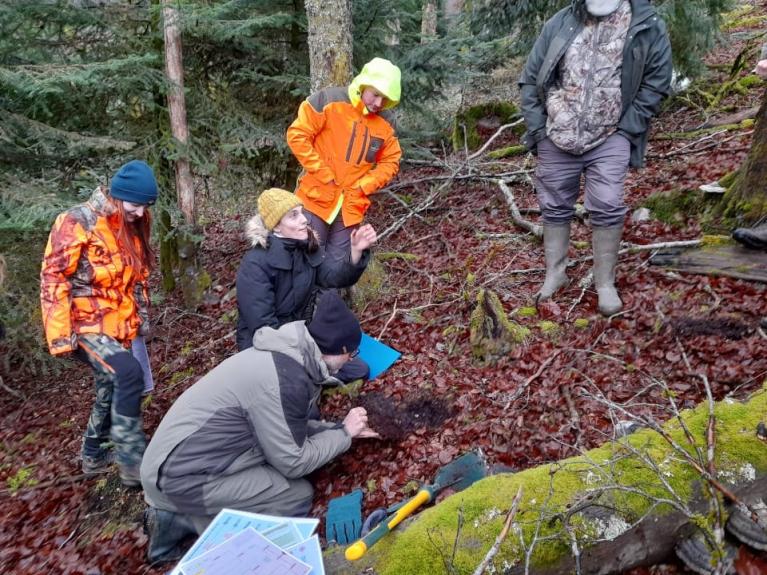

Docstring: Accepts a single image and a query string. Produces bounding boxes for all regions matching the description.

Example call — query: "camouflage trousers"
[76,333,146,467]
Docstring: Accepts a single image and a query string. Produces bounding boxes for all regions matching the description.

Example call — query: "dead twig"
[378,300,399,340]
[467,119,525,161]
[504,350,564,409]
[472,485,524,575]
[0,375,26,401]
[495,179,542,237]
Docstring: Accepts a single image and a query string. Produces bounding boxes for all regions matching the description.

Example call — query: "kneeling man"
[140,292,377,563]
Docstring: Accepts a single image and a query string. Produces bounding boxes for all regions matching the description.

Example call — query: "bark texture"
[722,87,767,222]
[420,0,438,44]
[162,0,195,226]
[305,0,353,92]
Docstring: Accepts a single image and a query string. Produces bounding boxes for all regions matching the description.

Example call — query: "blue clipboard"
[357,333,401,380]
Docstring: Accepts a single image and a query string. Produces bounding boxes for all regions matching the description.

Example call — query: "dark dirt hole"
[670,317,753,340]
[358,392,454,441]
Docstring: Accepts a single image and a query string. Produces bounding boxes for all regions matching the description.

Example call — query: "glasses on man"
[349,348,360,359]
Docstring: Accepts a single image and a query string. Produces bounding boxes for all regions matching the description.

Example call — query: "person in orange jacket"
[40,160,157,487]
[287,57,402,259]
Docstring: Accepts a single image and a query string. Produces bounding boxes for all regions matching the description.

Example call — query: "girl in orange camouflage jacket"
[40,160,157,487]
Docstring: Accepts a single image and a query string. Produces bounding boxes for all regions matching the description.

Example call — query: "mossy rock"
[326,385,767,574]
[452,101,521,152]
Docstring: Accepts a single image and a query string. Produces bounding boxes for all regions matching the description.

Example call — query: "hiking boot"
[732,223,767,250]
[592,226,623,316]
[82,451,115,475]
[118,463,142,488]
[144,506,197,564]
[536,223,571,302]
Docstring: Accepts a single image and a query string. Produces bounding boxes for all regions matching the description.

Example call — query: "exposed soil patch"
[358,392,454,441]
[670,317,754,340]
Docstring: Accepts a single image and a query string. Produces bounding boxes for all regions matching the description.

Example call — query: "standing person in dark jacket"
[236,187,375,380]
[519,0,672,316]
[141,292,378,564]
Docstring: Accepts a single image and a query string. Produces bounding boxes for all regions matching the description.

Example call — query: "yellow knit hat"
[257,188,303,231]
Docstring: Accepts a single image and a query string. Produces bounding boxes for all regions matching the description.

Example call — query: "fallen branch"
[468,119,525,161]
[505,239,704,275]
[0,375,26,401]
[495,179,542,237]
[473,486,524,575]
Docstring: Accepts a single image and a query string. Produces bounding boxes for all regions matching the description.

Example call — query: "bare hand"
[343,407,379,438]
[756,59,767,79]
[350,224,378,253]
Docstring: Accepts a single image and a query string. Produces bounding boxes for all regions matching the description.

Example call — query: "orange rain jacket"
[286,59,402,227]
[40,187,150,355]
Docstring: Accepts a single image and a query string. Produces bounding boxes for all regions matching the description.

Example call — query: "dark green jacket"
[519,0,672,167]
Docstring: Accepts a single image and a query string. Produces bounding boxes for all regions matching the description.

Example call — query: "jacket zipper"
[345,122,358,162]
[577,20,601,146]
[356,126,369,165]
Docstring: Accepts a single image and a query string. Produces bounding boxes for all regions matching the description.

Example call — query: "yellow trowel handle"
[345,488,434,561]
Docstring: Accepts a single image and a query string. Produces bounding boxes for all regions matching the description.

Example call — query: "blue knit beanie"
[110,160,158,205]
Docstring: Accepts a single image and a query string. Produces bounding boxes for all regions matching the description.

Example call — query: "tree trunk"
[304,0,353,92]
[162,0,195,226]
[420,0,438,44]
[444,0,465,19]
[721,87,767,223]
[162,0,208,308]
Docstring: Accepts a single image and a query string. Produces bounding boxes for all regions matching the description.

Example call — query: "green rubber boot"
[592,225,623,316]
[536,223,571,302]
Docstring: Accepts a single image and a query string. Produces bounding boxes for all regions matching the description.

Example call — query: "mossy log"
[487,144,528,159]
[469,288,529,364]
[324,386,767,574]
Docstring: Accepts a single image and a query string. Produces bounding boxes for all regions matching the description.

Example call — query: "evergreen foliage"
[466,0,734,79]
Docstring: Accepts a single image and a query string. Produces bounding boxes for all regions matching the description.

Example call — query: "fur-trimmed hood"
[244,213,269,248]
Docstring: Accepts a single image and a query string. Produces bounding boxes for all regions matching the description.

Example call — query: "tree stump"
[469,288,529,364]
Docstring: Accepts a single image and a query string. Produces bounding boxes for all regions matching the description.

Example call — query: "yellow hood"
[348,57,401,113]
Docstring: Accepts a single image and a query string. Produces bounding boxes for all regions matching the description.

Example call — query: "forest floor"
[2,9,767,575]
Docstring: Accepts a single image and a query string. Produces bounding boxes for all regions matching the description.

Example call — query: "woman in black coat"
[236,188,376,380]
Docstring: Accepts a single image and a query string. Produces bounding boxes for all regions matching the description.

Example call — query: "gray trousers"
[534,133,630,227]
[143,463,314,534]
[304,209,357,262]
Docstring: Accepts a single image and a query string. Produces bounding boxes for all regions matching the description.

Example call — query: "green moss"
[701,234,735,247]
[537,320,560,335]
[469,289,529,364]
[722,13,767,30]
[718,170,739,189]
[6,466,38,493]
[487,144,527,159]
[452,101,520,152]
[376,252,419,262]
[738,74,764,89]
[353,257,388,309]
[333,388,767,575]
[643,188,708,226]
[573,318,590,329]
[517,306,538,318]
